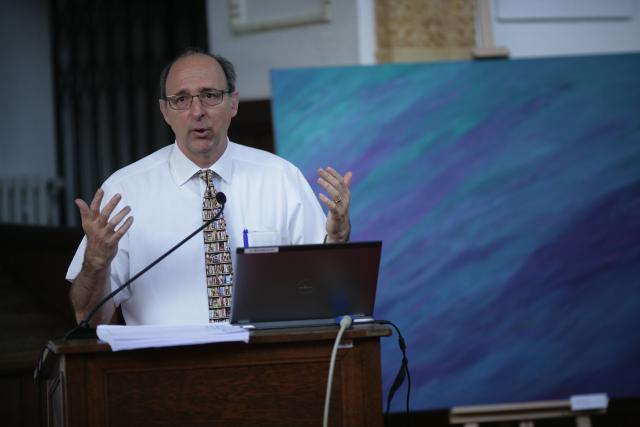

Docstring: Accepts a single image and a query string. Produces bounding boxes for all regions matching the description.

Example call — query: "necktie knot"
[199,169,214,186]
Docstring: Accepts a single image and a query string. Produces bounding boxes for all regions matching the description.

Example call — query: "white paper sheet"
[97,323,250,351]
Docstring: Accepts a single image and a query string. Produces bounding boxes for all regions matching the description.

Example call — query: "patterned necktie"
[199,169,233,322]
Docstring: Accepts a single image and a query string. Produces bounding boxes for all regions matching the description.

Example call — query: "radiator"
[0,176,63,225]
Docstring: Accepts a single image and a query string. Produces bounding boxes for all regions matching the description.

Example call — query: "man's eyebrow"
[167,89,190,97]
[168,87,218,96]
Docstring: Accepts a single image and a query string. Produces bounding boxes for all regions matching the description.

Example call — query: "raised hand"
[317,167,352,243]
[75,188,134,271]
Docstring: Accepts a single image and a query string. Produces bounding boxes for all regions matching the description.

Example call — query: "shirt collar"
[210,140,233,184]
[169,140,234,186]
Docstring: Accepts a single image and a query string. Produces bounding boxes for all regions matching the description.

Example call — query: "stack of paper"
[96,323,250,351]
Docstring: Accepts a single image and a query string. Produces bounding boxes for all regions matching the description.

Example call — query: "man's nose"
[188,96,205,116]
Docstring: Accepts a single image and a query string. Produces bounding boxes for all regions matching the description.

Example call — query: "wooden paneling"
[229,99,275,154]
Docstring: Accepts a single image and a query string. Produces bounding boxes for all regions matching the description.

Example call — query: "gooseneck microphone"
[64,192,227,340]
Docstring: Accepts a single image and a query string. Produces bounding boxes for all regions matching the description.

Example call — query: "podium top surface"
[47,323,392,355]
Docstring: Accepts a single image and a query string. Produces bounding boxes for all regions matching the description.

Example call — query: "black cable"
[377,320,411,423]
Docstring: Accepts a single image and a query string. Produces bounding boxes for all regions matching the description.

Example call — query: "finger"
[99,194,123,225]
[319,193,347,214]
[317,177,341,201]
[343,171,353,188]
[319,172,350,200]
[88,188,105,216]
[323,167,346,182]
[317,168,341,189]
[108,206,132,229]
[112,216,134,241]
[319,168,353,201]
[74,198,90,218]
[318,193,339,211]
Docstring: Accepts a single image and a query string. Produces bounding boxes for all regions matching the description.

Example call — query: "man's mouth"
[191,127,210,137]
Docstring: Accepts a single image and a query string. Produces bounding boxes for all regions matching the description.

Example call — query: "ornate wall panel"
[376,0,476,62]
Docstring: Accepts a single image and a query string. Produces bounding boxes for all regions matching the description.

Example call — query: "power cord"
[323,314,353,427]
[377,320,411,421]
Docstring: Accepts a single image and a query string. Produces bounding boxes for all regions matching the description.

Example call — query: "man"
[66,49,352,326]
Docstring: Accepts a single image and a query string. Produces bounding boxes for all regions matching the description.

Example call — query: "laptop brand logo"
[297,279,314,294]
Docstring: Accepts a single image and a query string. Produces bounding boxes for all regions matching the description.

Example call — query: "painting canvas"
[271,54,640,411]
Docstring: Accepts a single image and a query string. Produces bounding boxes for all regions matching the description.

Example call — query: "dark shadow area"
[0,224,82,426]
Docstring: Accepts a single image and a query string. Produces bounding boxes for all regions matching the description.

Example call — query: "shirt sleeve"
[288,166,326,244]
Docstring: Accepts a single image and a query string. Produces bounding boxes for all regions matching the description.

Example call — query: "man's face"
[159,54,239,167]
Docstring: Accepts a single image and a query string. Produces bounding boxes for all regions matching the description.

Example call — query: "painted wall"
[206,0,376,100]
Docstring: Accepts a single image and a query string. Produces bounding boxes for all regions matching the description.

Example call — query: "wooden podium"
[40,324,391,427]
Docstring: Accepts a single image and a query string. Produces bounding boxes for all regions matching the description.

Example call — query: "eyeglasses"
[164,89,231,110]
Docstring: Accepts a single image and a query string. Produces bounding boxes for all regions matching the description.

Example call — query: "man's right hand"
[70,188,134,325]
[75,188,134,271]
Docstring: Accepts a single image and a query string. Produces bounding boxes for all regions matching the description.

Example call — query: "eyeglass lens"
[168,91,225,110]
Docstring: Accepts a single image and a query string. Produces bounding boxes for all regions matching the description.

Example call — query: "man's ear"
[230,91,239,118]
[159,99,170,124]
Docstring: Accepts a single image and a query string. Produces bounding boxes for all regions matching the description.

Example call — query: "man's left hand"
[317,167,352,243]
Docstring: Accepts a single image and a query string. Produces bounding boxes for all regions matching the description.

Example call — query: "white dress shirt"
[66,141,326,325]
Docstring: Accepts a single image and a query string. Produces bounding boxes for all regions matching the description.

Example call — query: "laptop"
[230,241,382,329]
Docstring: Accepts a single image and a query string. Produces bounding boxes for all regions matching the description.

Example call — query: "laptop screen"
[230,241,382,329]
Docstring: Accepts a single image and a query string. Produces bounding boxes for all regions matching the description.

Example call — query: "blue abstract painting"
[271,54,640,411]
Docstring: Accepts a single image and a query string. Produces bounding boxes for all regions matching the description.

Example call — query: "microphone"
[64,192,227,339]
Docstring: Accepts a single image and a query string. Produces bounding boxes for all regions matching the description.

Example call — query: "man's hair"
[159,47,237,99]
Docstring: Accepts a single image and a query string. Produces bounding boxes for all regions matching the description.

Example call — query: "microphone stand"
[64,196,226,340]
